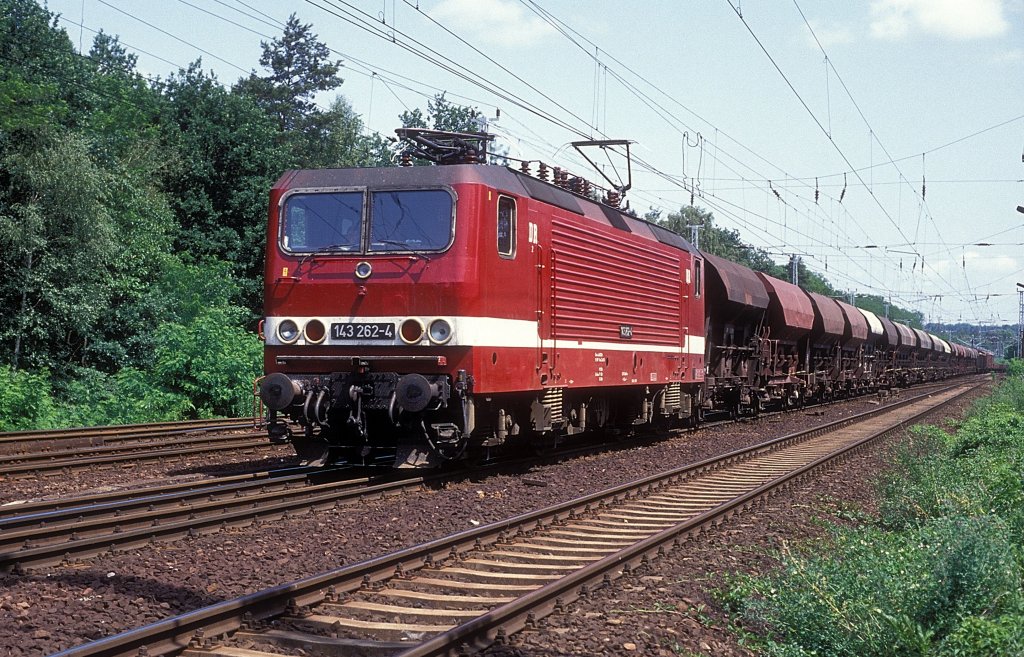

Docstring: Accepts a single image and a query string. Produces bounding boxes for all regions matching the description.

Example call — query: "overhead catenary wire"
[268,3,970,311]
[791,0,983,324]
[727,0,983,323]
[516,0,923,294]
[524,1,970,311]
[95,0,249,74]
[67,0,1014,323]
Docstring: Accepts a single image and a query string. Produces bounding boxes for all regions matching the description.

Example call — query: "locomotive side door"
[690,254,706,383]
[675,252,689,381]
[529,208,551,382]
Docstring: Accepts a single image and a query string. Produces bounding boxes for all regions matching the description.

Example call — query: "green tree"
[237,13,342,132]
[399,92,482,132]
[0,0,88,141]
[658,206,777,273]
[1,133,118,371]
[84,31,163,160]
[0,6,176,373]
[156,62,285,316]
[0,366,57,430]
[317,96,392,167]
[146,260,263,417]
[234,13,345,167]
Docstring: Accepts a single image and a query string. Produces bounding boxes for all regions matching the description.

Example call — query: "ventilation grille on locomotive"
[541,387,564,426]
[663,383,681,411]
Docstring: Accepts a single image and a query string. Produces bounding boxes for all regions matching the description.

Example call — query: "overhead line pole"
[1017,282,1023,359]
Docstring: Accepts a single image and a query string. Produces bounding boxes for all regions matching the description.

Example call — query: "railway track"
[0,429,276,478]
[0,380,958,481]
[1,380,947,572]
[50,379,980,657]
[0,417,258,450]
[0,464,425,573]
[0,417,719,572]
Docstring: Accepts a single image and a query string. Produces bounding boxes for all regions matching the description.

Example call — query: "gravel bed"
[0,447,299,507]
[479,384,987,656]
[0,385,987,655]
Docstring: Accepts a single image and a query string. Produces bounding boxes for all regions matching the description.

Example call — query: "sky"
[40,0,1024,327]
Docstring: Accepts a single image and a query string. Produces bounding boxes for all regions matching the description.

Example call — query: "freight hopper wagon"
[258,132,706,467]
[698,253,978,417]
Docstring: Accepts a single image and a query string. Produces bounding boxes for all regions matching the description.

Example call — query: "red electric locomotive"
[259,131,706,467]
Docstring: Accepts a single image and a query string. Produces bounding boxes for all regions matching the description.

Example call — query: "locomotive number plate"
[330,322,396,340]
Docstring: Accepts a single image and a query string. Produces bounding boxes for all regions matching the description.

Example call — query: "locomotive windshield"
[280,189,454,254]
[281,191,363,252]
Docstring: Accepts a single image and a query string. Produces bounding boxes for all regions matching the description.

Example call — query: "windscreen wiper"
[374,239,432,262]
[296,243,355,273]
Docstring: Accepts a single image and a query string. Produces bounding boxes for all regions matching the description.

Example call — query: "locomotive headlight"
[399,318,425,344]
[304,319,326,344]
[277,319,300,344]
[428,318,453,345]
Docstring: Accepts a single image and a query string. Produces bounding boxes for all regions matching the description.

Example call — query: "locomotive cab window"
[280,188,455,255]
[281,191,363,252]
[369,189,454,253]
[497,195,516,258]
[694,258,702,298]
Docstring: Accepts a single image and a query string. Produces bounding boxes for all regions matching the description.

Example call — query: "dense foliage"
[0,0,488,430]
[0,1,395,429]
[719,362,1024,656]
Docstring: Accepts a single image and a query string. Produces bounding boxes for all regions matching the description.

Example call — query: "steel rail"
[0,468,437,573]
[0,433,275,478]
[397,382,980,657]
[0,468,327,531]
[0,468,316,520]
[0,431,266,465]
[48,379,982,657]
[0,430,683,571]
[0,418,258,445]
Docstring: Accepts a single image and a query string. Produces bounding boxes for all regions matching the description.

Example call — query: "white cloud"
[428,0,557,48]
[806,19,854,47]
[991,48,1024,63]
[963,250,1020,279]
[870,0,1011,40]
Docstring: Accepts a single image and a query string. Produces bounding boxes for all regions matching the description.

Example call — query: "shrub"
[724,516,1022,657]
[61,366,193,426]
[951,403,1024,454]
[0,365,58,430]
[151,305,262,417]
[721,375,1024,657]
[937,614,1024,657]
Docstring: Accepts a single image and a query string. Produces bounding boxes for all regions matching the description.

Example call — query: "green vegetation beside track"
[720,361,1024,657]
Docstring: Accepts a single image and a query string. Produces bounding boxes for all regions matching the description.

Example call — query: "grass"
[716,363,1024,657]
